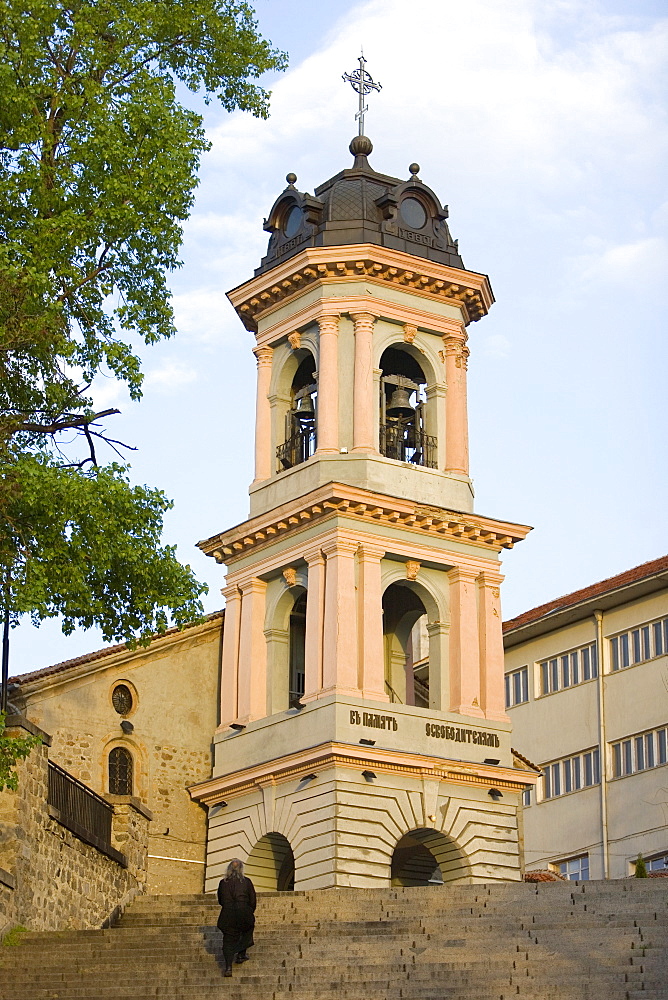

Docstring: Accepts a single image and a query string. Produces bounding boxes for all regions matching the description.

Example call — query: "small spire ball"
[350,135,373,157]
[409,163,420,177]
[286,172,297,186]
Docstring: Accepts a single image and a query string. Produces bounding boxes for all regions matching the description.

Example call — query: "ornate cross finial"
[342,53,381,136]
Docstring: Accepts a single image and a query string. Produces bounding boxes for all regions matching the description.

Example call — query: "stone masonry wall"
[0,720,149,934]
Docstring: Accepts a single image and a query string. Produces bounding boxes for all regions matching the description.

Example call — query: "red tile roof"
[10,610,225,687]
[524,870,566,882]
[503,555,668,634]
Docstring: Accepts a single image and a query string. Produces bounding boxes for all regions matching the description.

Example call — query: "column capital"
[448,565,479,584]
[221,583,241,601]
[477,569,505,590]
[321,537,359,558]
[303,545,325,566]
[238,576,268,596]
[317,314,340,335]
[356,542,386,561]
[350,311,378,327]
[253,345,274,365]
[426,620,450,636]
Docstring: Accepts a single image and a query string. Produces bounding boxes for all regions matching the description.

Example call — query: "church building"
[189,79,535,891]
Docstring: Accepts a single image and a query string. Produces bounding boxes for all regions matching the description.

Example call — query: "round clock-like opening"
[112,683,133,716]
[400,197,427,230]
[283,205,302,238]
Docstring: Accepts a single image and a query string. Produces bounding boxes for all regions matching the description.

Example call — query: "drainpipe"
[594,610,610,879]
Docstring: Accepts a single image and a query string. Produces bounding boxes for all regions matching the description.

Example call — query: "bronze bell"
[386,387,415,419]
[294,393,315,423]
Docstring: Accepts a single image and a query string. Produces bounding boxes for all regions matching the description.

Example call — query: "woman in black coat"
[217,859,257,977]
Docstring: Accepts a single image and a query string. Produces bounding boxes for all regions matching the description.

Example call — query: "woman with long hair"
[216,859,257,977]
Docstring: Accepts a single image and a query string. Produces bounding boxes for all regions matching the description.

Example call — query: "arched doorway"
[246,832,295,892]
[383,582,429,707]
[391,828,469,886]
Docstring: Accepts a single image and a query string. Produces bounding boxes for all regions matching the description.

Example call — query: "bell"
[294,393,315,423]
[386,387,415,418]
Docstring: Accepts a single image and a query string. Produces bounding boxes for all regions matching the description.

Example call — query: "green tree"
[0,3,286,650]
[0,713,40,791]
[635,854,648,878]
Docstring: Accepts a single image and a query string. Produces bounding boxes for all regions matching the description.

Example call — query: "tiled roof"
[10,610,225,687]
[511,747,542,773]
[503,555,668,634]
[524,870,566,882]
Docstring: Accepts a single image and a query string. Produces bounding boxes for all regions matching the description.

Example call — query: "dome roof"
[256,137,464,276]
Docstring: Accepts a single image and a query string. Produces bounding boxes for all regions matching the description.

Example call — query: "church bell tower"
[191,63,534,891]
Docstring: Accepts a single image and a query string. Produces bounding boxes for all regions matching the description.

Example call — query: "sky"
[9,0,668,676]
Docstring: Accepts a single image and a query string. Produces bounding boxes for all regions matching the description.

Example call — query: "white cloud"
[577,237,668,286]
[143,360,198,392]
[482,334,512,360]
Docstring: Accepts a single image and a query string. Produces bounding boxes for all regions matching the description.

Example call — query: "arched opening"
[383,582,429,707]
[246,832,295,892]
[288,592,306,708]
[379,346,436,468]
[391,828,469,886]
[276,352,317,471]
[108,746,133,795]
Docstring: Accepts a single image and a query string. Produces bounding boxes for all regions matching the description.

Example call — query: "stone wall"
[0,719,150,935]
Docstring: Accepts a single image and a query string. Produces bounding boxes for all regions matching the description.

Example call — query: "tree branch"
[16,408,120,435]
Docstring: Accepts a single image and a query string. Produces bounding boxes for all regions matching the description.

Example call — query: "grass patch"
[2,925,27,946]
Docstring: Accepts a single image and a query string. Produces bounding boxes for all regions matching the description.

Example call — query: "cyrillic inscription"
[425,722,500,747]
[350,710,398,731]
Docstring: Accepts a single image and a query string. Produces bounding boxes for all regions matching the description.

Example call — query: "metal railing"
[47,761,122,863]
[276,425,316,472]
[379,423,437,468]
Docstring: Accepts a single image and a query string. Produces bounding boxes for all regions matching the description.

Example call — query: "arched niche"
[272,345,317,473]
[265,581,307,715]
[246,832,295,892]
[378,344,437,468]
[381,574,448,711]
[391,828,470,886]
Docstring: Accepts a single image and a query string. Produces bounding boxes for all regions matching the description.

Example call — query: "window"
[522,787,532,807]
[542,747,599,800]
[611,615,668,671]
[108,746,133,796]
[539,642,597,695]
[505,666,529,708]
[646,852,668,873]
[112,684,133,716]
[611,726,668,778]
[557,854,589,881]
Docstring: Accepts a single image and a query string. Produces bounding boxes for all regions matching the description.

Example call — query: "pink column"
[315,315,339,454]
[301,547,325,703]
[236,577,268,723]
[443,329,470,475]
[219,584,241,729]
[252,346,273,483]
[357,543,389,702]
[477,570,508,721]
[448,567,484,717]
[351,312,377,453]
[321,538,360,696]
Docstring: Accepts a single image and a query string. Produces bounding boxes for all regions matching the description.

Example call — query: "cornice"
[197,482,531,565]
[188,740,536,805]
[226,245,494,332]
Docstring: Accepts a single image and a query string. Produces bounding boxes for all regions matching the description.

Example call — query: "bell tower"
[191,71,535,891]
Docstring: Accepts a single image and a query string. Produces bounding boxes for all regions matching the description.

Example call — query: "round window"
[112,684,133,716]
[283,205,302,239]
[400,197,427,230]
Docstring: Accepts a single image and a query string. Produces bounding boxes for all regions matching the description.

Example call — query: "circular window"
[400,197,427,230]
[112,684,133,716]
[283,205,302,239]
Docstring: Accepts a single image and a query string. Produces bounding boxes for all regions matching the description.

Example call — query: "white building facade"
[504,556,668,880]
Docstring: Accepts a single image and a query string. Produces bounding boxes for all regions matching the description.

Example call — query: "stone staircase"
[1,880,667,999]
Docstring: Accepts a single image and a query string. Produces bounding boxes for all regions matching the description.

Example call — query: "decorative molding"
[405,559,421,581]
[227,245,494,333]
[201,484,531,566]
[282,566,297,588]
[403,324,418,344]
[253,345,273,366]
[287,331,301,350]
[189,740,534,805]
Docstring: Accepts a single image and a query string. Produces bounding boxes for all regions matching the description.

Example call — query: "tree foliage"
[635,854,648,878]
[0,2,286,644]
[0,713,40,791]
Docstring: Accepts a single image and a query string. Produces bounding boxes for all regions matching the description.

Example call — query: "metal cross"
[342,54,381,136]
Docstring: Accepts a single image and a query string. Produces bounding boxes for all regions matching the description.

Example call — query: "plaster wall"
[16,619,221,894]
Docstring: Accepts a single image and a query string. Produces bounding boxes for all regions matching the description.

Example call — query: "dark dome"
[256,139,464,276]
